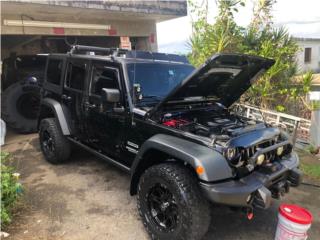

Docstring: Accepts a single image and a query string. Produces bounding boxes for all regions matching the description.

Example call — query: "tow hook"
[246,207,254,220]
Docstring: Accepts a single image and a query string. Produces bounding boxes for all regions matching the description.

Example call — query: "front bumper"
[199,152,302,209]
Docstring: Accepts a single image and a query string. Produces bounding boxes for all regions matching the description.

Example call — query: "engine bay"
[160,107,259,143]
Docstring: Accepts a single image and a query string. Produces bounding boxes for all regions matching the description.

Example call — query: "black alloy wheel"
[40,130,55,156]
[39,118,71,164]
[137,163,211,240]
[147,183,179,232]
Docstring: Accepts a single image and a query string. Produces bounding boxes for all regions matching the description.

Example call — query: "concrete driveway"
[3,132,320,240]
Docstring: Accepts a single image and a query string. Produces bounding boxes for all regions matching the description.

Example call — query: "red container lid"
[279,204,313,225]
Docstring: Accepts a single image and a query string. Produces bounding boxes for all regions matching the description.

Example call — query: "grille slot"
[240,139,278,163]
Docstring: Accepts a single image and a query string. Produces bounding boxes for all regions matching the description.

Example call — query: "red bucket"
[275,204,313,240]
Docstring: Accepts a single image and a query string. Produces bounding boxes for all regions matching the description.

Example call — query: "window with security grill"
[304,47,312,63]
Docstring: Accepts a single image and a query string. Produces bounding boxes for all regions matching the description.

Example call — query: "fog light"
[277,146,284,156]
[256,154,265,165]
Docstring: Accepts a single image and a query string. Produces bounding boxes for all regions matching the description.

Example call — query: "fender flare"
[39,98,71,135]
[130,134,233,195]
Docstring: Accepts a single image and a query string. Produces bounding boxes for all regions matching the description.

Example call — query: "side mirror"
[101,88,120,103]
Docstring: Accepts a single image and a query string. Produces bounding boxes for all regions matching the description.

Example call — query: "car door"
[85,61,127,159]
[62,58,89,140]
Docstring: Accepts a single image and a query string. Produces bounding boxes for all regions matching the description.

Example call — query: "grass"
[300,163,320,181]
[296,148,320,181]
[1,152,22,227]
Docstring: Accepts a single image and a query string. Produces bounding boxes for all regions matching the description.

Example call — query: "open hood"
[149,53,274,116]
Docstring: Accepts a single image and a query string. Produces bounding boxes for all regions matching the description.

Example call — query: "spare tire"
[1,81,41,133]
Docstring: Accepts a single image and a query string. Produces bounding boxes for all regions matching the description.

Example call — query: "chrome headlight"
[256,154,265,165]
[276,146,284,156]
[225,147,237,160]
[224,147,244,167]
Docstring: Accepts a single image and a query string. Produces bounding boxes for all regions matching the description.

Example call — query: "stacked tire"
[1,81,41,133]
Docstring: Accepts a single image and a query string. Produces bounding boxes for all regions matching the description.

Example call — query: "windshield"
[126,62,195,105]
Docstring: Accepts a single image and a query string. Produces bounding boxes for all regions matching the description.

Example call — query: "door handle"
[61,94,72,101]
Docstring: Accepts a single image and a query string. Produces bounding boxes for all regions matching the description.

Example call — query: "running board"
[68,137,130,173]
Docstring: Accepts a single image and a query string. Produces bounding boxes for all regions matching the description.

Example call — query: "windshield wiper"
[135,95,163,107]
[141,95,163,101]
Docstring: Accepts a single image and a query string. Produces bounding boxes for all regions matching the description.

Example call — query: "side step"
[68,137,130,173]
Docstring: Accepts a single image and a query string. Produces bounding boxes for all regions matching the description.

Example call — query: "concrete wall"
[1,0,187,37]
[295,38,320,73]
[1,19,158,46]
[310,110,320,147]
[1,0,187,19]
[1,1,160,40]
[1,0,188,57]
[1,35,154,59]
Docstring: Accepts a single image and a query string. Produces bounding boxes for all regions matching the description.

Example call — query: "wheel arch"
[38,98,71,135]
[129,134,233,195]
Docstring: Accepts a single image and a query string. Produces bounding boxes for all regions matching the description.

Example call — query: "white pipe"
[3,19,111,30]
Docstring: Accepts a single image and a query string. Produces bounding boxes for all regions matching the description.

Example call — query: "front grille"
[240,139,277,163]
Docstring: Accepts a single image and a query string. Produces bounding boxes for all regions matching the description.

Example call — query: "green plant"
[1,152,22,227]
[188,0,311,113]
[242,27,300,109]
[188,0,245,67]
[304,144,319,155]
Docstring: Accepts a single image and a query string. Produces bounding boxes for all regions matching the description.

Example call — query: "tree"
[250,0,275,31]
[242,27,300,110]
[188,0,245,66]
[188,0,311,115]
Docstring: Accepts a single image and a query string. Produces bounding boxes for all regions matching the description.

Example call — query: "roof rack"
[68,45,189,64]
[69,45,128,57]
[125,51,189,64]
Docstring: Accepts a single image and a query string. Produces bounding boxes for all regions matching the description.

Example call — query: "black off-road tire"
[1,82,40,133]
[137,163,211,240]
[39,118,71,164]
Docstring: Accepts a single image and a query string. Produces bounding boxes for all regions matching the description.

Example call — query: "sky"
[157,0,320,53]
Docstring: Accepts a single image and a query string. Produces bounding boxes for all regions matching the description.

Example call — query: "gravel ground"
[2,131,320,240]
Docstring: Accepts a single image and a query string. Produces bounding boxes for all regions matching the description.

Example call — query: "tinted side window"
[46,59,63,85]
[91,66,119,96]
[65,62,86,90]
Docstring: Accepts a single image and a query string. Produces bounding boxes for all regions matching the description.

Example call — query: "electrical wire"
[20,14,34,35]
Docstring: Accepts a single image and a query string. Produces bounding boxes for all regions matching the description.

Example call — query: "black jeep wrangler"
[38,45,302,240]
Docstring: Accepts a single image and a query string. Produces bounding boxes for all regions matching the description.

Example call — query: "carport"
[1,0,187,58]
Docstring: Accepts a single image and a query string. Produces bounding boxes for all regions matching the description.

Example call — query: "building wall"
[295,38,320,73]
[1,0,187,19]
[1,0,187,57]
